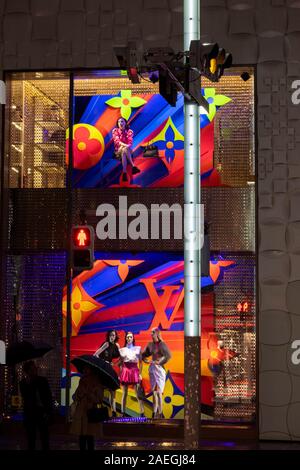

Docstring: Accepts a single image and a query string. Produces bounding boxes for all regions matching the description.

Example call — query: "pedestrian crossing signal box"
[71,225,95,271]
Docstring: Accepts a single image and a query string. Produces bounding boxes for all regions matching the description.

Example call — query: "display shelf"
[35,120,66,132]
[35,142,65,153]
[34,163,65,172]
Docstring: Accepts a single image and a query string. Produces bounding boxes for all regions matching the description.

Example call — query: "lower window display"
[61,252,256,422]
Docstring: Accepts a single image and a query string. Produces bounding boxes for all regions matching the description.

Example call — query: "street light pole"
[183,0,201,449]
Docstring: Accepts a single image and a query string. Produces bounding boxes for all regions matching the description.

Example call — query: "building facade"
[0,0,299,441]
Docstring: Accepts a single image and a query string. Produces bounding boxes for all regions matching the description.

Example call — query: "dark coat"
[20,376,53,418]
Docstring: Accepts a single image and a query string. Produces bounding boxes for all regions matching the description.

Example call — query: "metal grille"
[1,255,18,412]
[8,188,185,252]
[213,254,256,422]
[202,187,255,252]
[73,188,184,251]
[7,187,255,253]
[74,72,158,96]
[2,253,66,411]
[6,73,69,189]
[203,68,255,187]
[8,189,68,251]
[201,68,256,422]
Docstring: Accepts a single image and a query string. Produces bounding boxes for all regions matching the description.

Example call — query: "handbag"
[87,405,109,423]
[142,145,159,158]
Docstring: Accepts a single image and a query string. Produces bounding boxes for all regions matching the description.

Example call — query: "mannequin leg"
[121,152,127,172]
[152,391,158,417]
[125,148,134,166]
[134,385,144,415]
[125,148,140,174]
[121,385,128,414]
[157,391,163,416]
[110,390,117,416]
[120,150,129,181]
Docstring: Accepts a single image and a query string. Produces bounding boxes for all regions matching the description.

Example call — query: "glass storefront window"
[5,72,69,188]
[3,68,256,425]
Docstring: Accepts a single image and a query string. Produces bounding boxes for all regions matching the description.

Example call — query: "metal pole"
[184,0,201,449]
[65,72,74,420]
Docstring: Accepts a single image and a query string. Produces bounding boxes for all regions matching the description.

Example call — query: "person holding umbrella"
[19,360,53,451]
[6,341,54,450]
[6,341,53,367]
[70,364,104,451]
[70,355,120,450]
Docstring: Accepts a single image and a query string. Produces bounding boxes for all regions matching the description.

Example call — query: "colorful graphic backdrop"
[69,88,231,188]
[62,252,236,418]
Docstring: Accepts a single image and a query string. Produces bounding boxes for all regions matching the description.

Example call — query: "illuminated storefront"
[1,68,256,429]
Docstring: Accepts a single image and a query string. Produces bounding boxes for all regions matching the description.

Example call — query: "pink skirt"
[120,362,139,385]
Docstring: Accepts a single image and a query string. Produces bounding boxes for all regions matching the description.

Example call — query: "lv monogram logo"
[140,278,184,330]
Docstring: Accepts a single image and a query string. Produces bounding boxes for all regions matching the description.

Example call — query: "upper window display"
[72,69,254,188]
[5,69,254,189]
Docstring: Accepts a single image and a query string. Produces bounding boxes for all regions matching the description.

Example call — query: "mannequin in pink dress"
[119,331,145,417]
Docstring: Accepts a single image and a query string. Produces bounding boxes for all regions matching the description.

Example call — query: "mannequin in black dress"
[94,330,120,416]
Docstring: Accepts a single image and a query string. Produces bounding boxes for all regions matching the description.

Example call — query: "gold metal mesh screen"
[213,254,256,422]
[74,73,159,96]
[202,187,255,252]
[2,253,66,413]
[6,73,69,188]
[201,68,256,422]
[203,68,255,187]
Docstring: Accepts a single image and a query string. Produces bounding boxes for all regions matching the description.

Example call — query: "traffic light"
[113,42,141,84]
[143,47,178,106]
[188,68,210,111]
[190,41,219,71]
[128,67,140,84]
[189,40,232,82]
[214,48,232,81]
[71,225,94,271]
[159,68,178,106]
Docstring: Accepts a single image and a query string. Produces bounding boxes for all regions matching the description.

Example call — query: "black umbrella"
[6,341,53,366]
[71,355,120,391]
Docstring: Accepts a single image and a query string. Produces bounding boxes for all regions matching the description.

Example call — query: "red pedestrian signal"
[237,301,250,313]
[71,225,94,271]
[73,227,91,248]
